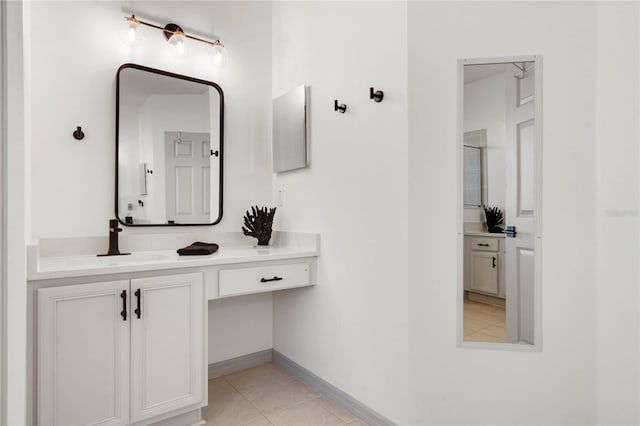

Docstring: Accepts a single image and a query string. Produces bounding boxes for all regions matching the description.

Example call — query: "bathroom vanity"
[463,231,505,300]
[27,232,319,426]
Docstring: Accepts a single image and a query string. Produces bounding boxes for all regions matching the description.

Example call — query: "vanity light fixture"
[122,15,228,67]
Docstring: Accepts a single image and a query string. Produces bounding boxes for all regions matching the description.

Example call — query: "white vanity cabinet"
[37,272,204,426]
[37,280,131,426]
[464,234,505,298]
[470,251,498,294]
[28,233,320,426]
[130,274,204,423]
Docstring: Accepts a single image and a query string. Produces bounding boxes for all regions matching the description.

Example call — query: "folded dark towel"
[177,242,219,256]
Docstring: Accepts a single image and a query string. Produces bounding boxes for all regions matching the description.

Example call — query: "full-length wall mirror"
[116,64,223,225]
[459,57,541,348]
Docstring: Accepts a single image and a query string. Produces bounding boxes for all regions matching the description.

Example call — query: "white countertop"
[464,231,505,238]
[28,231,320,281]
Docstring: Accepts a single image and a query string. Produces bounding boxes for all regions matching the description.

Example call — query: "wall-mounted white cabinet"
[37,273,204,426]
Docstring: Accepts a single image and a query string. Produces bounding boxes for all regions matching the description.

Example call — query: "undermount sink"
[45,251,176,269]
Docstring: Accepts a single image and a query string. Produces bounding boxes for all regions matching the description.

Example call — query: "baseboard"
[208,349,273,379]
[467,291,506,308]
[272,350,395,426]
[146,408,203,426]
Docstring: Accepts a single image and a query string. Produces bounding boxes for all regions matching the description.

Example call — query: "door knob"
[504,226,517,238]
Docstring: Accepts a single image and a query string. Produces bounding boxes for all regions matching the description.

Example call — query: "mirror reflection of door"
[461,59,538,346]
[164,131,212,224]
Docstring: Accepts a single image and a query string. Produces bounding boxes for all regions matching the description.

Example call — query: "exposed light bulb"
[120,16,144,48]
[212,41,228,69]
[128,24,137,43]
[176,38,185,56]
[168,31,187,58]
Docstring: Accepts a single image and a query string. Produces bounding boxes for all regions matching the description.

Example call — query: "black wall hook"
[369,87,384,103]
[334,99,347,113]
[72,126,85,140]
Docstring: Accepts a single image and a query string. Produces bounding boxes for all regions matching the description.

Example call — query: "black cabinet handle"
[134,289,141,319]
[120,290,127,321]
[260,276,283,283]
[477,243,490,247]
[492,257,497,268]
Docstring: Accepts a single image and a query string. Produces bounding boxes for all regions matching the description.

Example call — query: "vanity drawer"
[470,237,499,251]
[218,262,311,297]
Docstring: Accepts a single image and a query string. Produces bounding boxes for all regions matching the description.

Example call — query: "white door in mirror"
[165,131,212,224]
[505,63,536,345]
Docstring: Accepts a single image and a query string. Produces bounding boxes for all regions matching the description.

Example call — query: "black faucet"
[97,219,130,257]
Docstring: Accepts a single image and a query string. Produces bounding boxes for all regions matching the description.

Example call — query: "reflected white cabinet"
[470,252,498,294]
[464,234,505,298]
[37,273,204,426]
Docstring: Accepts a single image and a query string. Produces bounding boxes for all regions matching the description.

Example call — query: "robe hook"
[72,126,85,140]
[369,87,384,102]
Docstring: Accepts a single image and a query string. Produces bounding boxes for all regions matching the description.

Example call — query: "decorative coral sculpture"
[483,206,504,234]
[242,206,277,245]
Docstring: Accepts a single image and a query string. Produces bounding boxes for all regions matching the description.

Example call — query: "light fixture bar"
[125,15,224,48]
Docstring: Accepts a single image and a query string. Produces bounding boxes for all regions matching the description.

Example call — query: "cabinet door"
[470,252,499,294]
[130,273,204,422]
[38,281,130,426]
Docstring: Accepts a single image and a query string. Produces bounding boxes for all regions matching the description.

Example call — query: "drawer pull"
[261,276,283,283]
[492,257,497,268]
[477,243,490,247]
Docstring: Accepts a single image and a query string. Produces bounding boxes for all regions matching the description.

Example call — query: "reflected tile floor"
[464,299,506,343]
[203,363,368,426]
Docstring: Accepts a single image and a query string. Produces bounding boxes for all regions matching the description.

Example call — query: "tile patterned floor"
[463,299,506,343]
[203,363,368,426]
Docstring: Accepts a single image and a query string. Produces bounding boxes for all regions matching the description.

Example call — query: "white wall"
[594,3,640,424]
[28,1,272,238]
[408,2,599,424]
[271,2,409,424]
[3,1,28,424]
[208,293,273,364]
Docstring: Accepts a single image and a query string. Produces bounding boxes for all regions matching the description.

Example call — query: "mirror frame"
[115,63,224,226]
[457,55,543,352]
